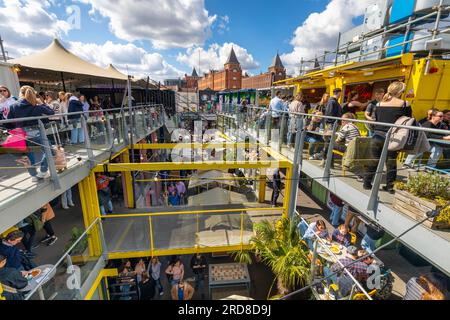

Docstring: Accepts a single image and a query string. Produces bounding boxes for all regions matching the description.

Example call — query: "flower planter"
[393,189,450,230]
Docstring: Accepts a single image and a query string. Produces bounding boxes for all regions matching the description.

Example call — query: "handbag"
[51,123,67,171]
[1,128,28,152]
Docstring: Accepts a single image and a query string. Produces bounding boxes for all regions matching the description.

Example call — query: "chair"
[0,284,5,301]
[349,232,357,245]
[1,226,19,239]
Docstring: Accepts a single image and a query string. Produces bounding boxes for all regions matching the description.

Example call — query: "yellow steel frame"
[79,141,292,260]
[107,245,253,260]
[78,172,102,256]
[121,149,135,208]
[93,160,291,172]
[83,268,118,300]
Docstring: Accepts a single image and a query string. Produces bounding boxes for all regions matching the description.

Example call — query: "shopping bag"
[1,128,28,152]
[51,123,67,171]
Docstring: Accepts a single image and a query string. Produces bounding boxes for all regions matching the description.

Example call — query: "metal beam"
[288,117,306,220]
[93,160,292,173]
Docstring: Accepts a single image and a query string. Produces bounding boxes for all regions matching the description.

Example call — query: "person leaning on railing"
[362,82,412,194]
[7,86,55,181]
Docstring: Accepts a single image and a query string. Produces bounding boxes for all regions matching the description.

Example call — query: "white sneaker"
[309,156,315,160]
[31,176,40,182]
[36,171,50,179]
[68,202,75,207]
[62,205,69,210]
[159,291,164,296]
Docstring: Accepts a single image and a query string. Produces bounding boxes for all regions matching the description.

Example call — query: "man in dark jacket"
[68,95,85,144]
[271,169,283,207]
[324,88,343,125]
[0,231,25,271]
[0,254,28,298]
[190,253,207,299]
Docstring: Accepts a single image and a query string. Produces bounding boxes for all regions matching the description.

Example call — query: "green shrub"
[395,172,450,224]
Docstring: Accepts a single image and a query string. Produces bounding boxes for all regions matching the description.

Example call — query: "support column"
[78,172,102,256]
[283,165,292,219]
[122,149,135,209]
[288,117,306,221]
[258,170,267,204]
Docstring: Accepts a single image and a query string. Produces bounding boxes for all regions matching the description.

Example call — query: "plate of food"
[330,245,341,255]
[29,269,42,278]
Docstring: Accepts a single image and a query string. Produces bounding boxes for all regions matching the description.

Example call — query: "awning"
[188,170,238,189]
[187,188,247,206]
[11,39,128,80]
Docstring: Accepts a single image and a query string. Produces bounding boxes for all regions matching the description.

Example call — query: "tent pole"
[111,79,116,108]
[60,72,66,92]
[146,76,150,105]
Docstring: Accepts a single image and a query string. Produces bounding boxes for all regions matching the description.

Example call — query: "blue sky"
[0,0,368,80]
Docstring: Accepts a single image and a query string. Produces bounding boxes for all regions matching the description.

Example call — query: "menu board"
[210,264,248,282]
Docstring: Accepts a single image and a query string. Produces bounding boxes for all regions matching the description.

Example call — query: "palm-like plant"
[233,216,311,298]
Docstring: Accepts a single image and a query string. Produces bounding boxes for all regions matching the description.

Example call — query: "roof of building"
[192,67,199,77]
[11,39,128,80]
[271,52,284,69]
[226,47,240,65]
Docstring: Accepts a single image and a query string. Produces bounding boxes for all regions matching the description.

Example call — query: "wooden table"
[316,242,349,264]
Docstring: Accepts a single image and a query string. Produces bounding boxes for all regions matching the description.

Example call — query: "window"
[233,69,238,73]
[233,77,237,80]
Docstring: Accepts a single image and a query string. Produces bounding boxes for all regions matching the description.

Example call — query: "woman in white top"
[0,85,17,120]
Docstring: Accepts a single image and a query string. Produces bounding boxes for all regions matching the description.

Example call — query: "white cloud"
[281,0,369,75]
[68,41,185,81]
[78,0,217,49]
[177,42,259,75]
[0,0,72,58]
[217,15,230,34]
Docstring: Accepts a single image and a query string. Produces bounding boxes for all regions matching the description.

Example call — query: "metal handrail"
[24,218,101,300]
[220,104,450,136]
[0,104,163,125]
[297,213,372,300]
[298,5,450,73]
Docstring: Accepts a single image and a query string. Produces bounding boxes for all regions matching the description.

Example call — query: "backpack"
[388,116,429,153]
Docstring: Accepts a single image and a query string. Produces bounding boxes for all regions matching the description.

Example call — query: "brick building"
[198,47,242,91]
[242,53,286,89]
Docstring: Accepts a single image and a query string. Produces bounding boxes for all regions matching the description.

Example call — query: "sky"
[0,0,372,81]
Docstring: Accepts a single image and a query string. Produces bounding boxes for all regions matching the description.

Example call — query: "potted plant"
[65,227,90,265]
[394,172,450,230]
[232,217,312,299]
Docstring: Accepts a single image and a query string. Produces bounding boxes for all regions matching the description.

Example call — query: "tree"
[233,217,311,298]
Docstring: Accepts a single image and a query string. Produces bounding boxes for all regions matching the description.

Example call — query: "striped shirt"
[337,123,360,145]
[404,277,427,300]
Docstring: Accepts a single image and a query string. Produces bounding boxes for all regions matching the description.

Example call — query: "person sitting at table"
[403,109,449,169]
[0,231,28,271]
[421,110,450,168]
[0,254,28,300]
[332,225,352,247]
[305,111,325,160]
[303,220,330,250]
[326,246,370,298]
[404,273,446,300]
[324,113,361,173]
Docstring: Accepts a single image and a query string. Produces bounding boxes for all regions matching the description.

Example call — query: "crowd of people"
[0,85,115,182]
[265,82,449,194]
[113,253,207,300]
